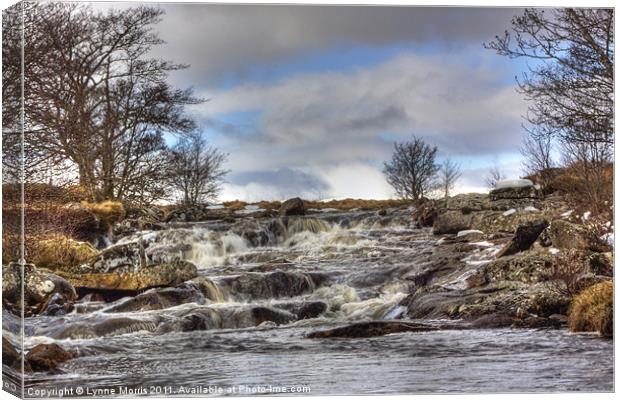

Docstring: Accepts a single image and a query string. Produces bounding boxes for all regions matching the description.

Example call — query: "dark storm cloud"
[147,5,522,85]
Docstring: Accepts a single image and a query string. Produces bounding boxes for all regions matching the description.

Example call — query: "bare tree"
[383,137,439,200]
[167,133,229,206]
[3,3,200,202]
[485,165,505,189]
[561,140,612,212]
[438,158,462,199]
[486,8,614,147]
[520,130,556,188]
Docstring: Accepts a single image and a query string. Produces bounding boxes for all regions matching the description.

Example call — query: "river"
[5,207,613,395]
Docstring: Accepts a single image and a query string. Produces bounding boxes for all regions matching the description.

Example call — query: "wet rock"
[62,260,197,292]
[26,343,73,372]
[251,306,296,326]
[279,197,306,216]
[548,314,569,324]
[187,277,227,302]
[469,313,514,328]
[548,220,589,250]
[104,287,206,313]
[217,270,317,301]
[2,263,77,317]
[2,337,30,371]
[489,179,541,201]
[294,301,328,320]
[432,211,472,234]
[306,321,444,339]
[496,219,549,257]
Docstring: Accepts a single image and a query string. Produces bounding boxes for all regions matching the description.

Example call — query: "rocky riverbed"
[2,184,614,395]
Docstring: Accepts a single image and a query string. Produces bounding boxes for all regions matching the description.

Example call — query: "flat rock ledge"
[306,321,465,339]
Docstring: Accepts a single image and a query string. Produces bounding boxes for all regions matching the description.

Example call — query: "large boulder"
[548,220,589,250]
[3,337,30,371]
[279,197,306,216]
[432,211,472,234]
[496,219,549,257]
[55,242,197,291]
[446,193,490,213]
[62,260,197,292]
[25,343,74,372]
[216,270,319,301]
[2,263,77,316]
[489,179,542,201]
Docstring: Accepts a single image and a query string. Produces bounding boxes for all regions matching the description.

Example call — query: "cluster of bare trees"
[486,8,614,209]
[383,136,462,200]
[2,3,227,206]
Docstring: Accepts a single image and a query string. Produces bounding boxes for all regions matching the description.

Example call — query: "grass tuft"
[569,281,613,338]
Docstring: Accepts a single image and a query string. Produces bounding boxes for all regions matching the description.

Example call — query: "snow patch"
[561,210,573,218]
[582,211,591,220]
[523,206,539,212]
[472,241,495,247]
[549,248,560,255]
[206,204,225,210]
[456,229,484,237]
[502,208,516,216]
[601,233,614,247]
[494,179,534,190]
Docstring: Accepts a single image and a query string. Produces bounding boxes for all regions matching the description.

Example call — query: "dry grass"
[569,281,613,338]
[81,200,126,227]
[3,233,98,268]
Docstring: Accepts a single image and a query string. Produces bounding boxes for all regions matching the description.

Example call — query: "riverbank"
[2,181,614,392]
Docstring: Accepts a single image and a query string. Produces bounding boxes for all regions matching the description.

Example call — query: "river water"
[5,208,614,395]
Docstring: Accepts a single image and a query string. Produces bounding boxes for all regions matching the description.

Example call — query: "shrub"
[2,233,98,269]
[569,281,613,338]
[544,251,589,297]
[81,200,126,228]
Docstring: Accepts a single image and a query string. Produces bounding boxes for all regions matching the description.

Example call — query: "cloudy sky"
[104,3,532,201]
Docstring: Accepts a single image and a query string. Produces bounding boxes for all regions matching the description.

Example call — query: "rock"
[482,251,553,284]
[549,314,569,324]
[216,270,318,301]
[432,211,472,234]
[104,286,206,313]
[496,219,549,257]
[456,230,485,241]
[589,252,613,276]
[446,193,490,213]
[489,179,542,201]
[469,313,514,328]
[2,263,77,316]
[251,306,296,326]
[2,337,30,371]
[55,241,198,292]
[306,321,446,339]
[61,260,198,292]
[295,301,328,320]
[279,197,306,216]
[26,343,73,372]
[548,220,589,250]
